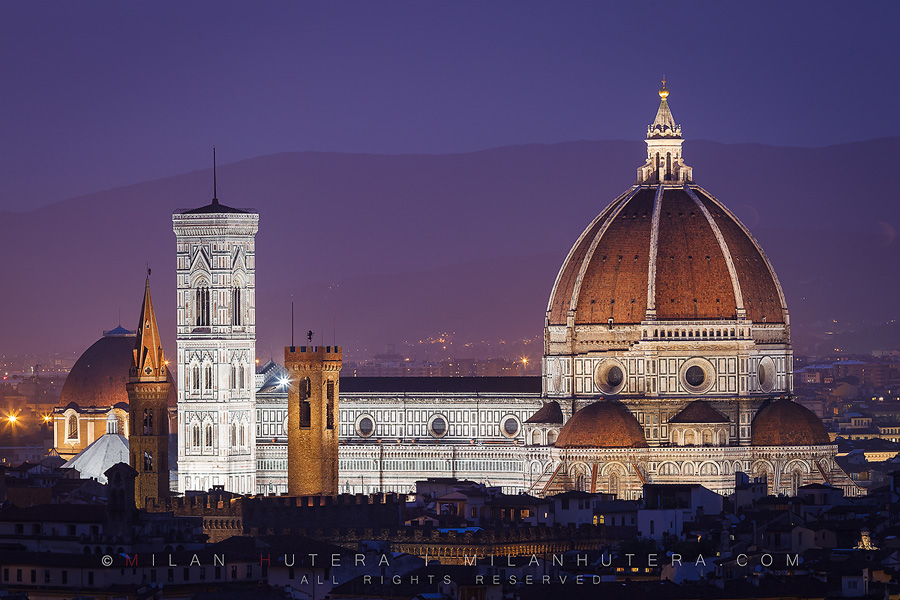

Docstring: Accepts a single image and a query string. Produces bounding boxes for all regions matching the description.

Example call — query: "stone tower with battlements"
[126,274,170,507]
[173,193,258,495]
[285,345,342,496]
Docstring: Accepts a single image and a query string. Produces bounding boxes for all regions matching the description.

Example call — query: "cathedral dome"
[547,185,787,326]
[751,399,831,446]
[547,85,786,329]
[554,401,648,449]
[59,328,176,408]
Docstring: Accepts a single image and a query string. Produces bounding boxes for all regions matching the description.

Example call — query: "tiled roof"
[547,186,786,325]
[555,401,648,449]
[525,401,563,424]
[752,399,832,446]
[668,400,729,424]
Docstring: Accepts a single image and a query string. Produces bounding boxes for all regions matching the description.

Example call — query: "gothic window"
[141,409,155,435]
[239,422,245,446]
[299,378,311,428]
[67,415,78,440]
[230,364,236,390]
[195,285,210,327]
[204,423,213,448]
[238,364,244,390]
[231,287,242,326]
[230,422,237,446]
[191,364,200,392]
[609,473,619,496]
[191,423,200,448]
[143,451,153,472]
[326,380,335,430]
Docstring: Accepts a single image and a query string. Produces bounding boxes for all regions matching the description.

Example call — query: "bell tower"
[126,272,170,508]
[285,345,342,496]
[172,159,259,495]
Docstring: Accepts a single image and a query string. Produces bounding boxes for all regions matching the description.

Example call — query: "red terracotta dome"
[547,185,787,326]
[554,401,648,449]
[751,399,831,446]
[59,328,177,408]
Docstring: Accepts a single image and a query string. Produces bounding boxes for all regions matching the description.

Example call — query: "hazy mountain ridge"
[2,138,899,360]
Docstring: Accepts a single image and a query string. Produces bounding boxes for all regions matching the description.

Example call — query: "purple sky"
[2,1,898,212]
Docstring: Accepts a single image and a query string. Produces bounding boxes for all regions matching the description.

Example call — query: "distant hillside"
[2,138,899,360]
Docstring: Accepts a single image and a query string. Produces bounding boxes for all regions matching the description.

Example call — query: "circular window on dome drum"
[355,414,375,437]
[757,356,777,393]
[594,359,627,395]
[679,358,716,394]
[500,415,520,438]
[428,415,448,438]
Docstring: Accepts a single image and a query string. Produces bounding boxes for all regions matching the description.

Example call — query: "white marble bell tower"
[172,170,258,495]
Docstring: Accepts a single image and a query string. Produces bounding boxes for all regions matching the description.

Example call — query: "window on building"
[168,569,174,583]
[195,285,210,327]
[232,287,242,326]
[231,565,237,579]
[62,571,67,584]
[205,423,214,448]
[67,414,78,439]
[300,378,311,428]
[246,565,253,578]
[44,570,50,584]
[326,380,335,429]
[192,423,201,448]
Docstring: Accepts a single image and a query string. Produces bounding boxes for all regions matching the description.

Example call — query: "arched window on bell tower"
[195,285,210,327]
[231,286,242,326]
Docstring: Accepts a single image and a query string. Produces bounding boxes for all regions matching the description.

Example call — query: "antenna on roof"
[291,301,294,347]
[213,146,218,204]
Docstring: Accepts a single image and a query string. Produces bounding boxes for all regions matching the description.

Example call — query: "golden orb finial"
[659,76,669,99]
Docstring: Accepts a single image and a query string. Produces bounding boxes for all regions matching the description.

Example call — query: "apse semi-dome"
[59,327,177,408]
[554,401,648,449]
[751,399,831,446]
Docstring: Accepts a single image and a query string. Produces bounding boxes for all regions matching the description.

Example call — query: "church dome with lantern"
[532,81,851,499]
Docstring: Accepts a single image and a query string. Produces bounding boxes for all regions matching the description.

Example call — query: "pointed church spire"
[637,79,692,184]
[131,270,167,382]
